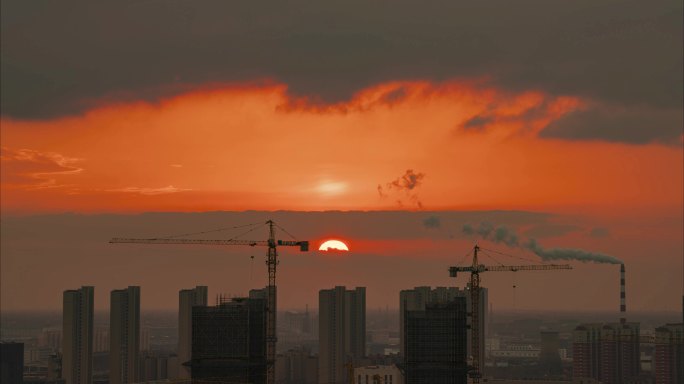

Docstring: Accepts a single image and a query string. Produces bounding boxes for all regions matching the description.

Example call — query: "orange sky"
[2,80,681,215]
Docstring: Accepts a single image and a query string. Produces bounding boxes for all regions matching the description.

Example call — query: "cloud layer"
[1,81,681,214]
[2,0,681,143]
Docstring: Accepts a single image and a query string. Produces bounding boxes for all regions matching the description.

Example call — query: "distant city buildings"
[572,321,640,384]
[6,279,683,384]
[403,297,468,384]
[0,342,24,384]
[354,364,404,384]
[191,289,267,384]
[654,323,683,384]
[275,347,318,384]
[62,286,94,384]
[538,331,562,376]
[178,285,207,379]
[319,286,366,384]
[39,328,63,351]
[109,286,140,384]
[93,328,108,353]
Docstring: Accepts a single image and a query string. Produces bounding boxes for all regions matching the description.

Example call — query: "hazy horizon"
[2,210,681,313]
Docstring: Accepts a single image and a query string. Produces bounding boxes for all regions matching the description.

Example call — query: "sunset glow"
[1,0,682,317]
[1,81,680,215]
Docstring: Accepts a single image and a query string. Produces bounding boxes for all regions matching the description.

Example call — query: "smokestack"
[620,263,626,324]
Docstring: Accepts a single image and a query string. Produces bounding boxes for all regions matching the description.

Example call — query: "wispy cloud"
[107,185,191,195]
[0,147,83,189]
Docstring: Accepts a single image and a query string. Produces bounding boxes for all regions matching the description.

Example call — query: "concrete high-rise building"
[404,298,468,384]
[63,286,94,384]
[0,342,24,384]
[109,286,140,384]
[399,286,487,367]
[319,286,366,384]
[138,353,170,382]
[573,324,602,380]
[177,286,207,379]
[600,322,640,383]
[572,321,640,384]
[191,289,267,384]
[654,323,683,384]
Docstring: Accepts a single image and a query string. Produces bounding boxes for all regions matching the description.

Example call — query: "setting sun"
[319,239,350,251]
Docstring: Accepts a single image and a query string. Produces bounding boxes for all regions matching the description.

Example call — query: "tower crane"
[110,220,309,384]
[448,245,572,383]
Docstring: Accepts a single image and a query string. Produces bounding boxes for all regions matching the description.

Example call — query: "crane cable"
[479,246,543,265]
[478,249,505,266]
[455,248,473,266]
[156,221,265,239]
[223,222,269,242]
[273,221,298,241]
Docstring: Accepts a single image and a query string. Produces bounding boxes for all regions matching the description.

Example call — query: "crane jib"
[109,238,309,252]
[448,245,572,384]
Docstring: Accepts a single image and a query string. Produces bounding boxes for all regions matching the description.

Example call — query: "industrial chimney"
[620,263,626,324]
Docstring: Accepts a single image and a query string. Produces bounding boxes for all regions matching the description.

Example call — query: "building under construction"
[403,297,468,384]
[399,285,488,368]
[191,289,268,384]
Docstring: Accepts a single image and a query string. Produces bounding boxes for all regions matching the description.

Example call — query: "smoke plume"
[525,238,622,264]
[462,222,622,264]
[423,216,441,229]
[462,222,519,247]
[378,169,425,209]
[388,169,425,191]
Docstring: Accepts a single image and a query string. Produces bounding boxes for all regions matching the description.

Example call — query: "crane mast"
[470,245,482,383]
[110,220,308,384]
[266,221,278,384]
[449,245,571,383]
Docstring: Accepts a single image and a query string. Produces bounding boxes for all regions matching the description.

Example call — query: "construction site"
[2,218,681,384]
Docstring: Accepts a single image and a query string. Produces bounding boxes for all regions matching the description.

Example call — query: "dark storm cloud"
[462,115,494,130]
[1,0,681,144]
[540,105,683,144]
